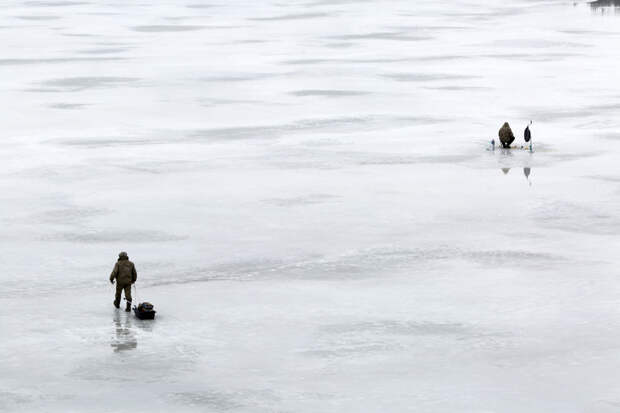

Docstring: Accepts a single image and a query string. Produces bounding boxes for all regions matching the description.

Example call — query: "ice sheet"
[2,0,620,412]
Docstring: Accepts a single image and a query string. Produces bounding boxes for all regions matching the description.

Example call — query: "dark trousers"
[114,283,132,306]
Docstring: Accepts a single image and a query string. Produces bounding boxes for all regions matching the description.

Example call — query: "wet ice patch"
[0,57,123,65]
[186,115,438,142]
[263,194,336,207]
[327,31,432,42]
[33,207,108,224]
[41,230,187,243]
[77,47,130,55]
[424,85,490,91]
[168,391,245,410]
[383,73,478,82]
[38,76,139,92]
[15,15,61,20]
[249,12,328,21]
[131,25,205,32]
[300,320,487,359]
[200,73,283,82]
[0,391,33,409]
[597,132,620,140]
[47,103,89,109]
[534,201,620,235]
[479,52,581,62]
[289,89,369,97]
[25,0,89,5]
[320,320,471,336]
[48,136,150,147]
[185,3,218,8]
[277,246,566,279]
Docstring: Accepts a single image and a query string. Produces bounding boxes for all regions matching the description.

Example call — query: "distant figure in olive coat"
[109,251,137,312]
[498,122,515,148]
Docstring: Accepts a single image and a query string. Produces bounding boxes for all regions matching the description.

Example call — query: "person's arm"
[110,262,119,284]
[131,264,137,284]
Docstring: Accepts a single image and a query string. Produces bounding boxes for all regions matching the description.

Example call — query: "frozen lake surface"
[2,0,620,411]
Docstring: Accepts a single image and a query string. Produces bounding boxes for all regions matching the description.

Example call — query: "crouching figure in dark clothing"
[498,122,515,148]
[110,251,137,312]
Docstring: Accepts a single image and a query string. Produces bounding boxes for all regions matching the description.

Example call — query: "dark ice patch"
[323,42,355,48]
[264,194,336,207]
[0,57,123,65]
[483,39,589,49]
[186,115,435,142]
[15,15,61,20]
[463,250,561,269]
[234,39,269,44]
[47,103,89,109]
[49,136,152,147]
[38,76,139,92]
[479,52,581,62]
[521,102,620,122]
[281,58,335,65]
[289,89,369,97]
[302,319,506,359]
[597,132,620,140]
[34,207,108,224]
[281,56,412,65]
[249,12,328,21]
[424,85,490,91]
[534,201,620,235]
[357,153,476,166]
[80,11,120,15]
[25,0,89,5]
[0,391,33,408]
[412,54,470,62]
[200,73,282,82]
[305,0,372,5]
[584,174,620,183]
[200,97,266,107]
[186,3,218,8]
[77,47,130,54]
[327,31,432,42]
[60,32,97,37]
[168,391,245,410]
[320,320,471,336]
[116,160,202,174]
[277,246,564,280]
[383,73,478,82]
[131,25,205,32]
[42,230,187,243]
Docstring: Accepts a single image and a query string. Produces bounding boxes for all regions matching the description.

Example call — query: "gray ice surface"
[2,0,620,412]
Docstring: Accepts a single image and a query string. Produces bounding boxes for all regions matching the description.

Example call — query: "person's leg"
[124,284,132,311]
[114,284,122,308]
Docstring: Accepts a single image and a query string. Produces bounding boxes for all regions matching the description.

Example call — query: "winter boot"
[125,301,131,312]
[114,301,120,309]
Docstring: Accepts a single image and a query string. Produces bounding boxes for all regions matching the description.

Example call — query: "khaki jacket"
[110,258,137,286]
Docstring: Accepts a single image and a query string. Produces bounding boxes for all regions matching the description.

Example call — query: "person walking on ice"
[109,251,137,312]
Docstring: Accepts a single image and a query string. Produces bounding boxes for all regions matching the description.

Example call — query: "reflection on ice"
[111,312,137,353]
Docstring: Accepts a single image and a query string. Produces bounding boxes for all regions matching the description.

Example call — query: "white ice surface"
[2,0,620,412]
